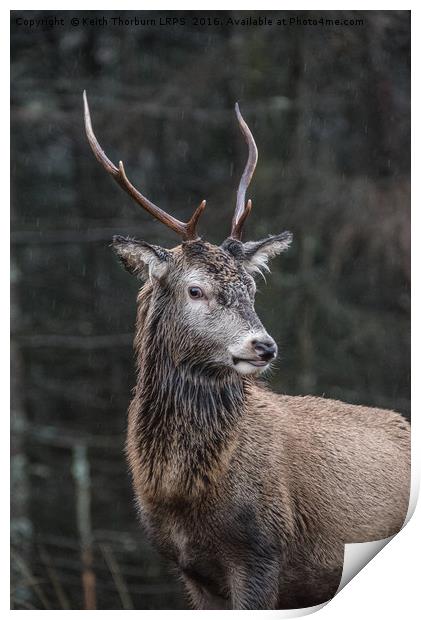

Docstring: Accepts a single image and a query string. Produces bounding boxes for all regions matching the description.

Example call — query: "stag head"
[83,92,292,375]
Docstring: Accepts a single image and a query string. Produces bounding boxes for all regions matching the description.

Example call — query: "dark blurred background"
[11,9,410,610]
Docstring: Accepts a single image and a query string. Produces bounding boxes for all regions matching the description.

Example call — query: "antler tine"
[83,91,205,241]
[231,102,258,240]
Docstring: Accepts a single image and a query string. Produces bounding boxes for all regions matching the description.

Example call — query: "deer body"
[125,259,409,610]
[83,94,410,609]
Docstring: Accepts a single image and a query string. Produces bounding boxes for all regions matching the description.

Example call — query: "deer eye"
[188,286,204,300]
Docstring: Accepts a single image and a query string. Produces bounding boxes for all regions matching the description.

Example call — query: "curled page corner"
[278,473,419,618]
[336,535,394,594]
[335,469,418,596]
[279,534,399,618]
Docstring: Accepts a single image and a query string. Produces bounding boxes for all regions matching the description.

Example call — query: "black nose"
[252,339,278,362]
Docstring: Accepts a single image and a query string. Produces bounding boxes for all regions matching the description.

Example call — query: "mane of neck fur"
[129,284,248,500]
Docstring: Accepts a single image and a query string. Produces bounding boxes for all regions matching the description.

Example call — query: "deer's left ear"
[241,232,293,275]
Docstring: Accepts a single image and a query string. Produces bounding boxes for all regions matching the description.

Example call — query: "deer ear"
[112,236,170,281]
[241,232,293,276]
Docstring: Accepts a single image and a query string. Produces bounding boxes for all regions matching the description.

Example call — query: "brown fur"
[115,239,410,610]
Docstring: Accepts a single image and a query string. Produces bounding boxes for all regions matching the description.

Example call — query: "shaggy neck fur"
[131,284,248,498]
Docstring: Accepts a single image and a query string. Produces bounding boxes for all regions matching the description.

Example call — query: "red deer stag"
[83,92,410,610]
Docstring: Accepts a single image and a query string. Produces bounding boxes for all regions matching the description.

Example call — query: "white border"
[6,3,418,617]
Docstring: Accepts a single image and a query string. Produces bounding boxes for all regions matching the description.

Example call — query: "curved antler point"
[83,90,89,113]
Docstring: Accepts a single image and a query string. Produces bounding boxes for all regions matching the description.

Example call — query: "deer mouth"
[232,357,269,368]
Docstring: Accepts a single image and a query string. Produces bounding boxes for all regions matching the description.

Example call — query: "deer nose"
[252,338,278,362]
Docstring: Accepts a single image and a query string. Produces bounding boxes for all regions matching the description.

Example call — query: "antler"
[83,91,206,241]
[230,103,258,240]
